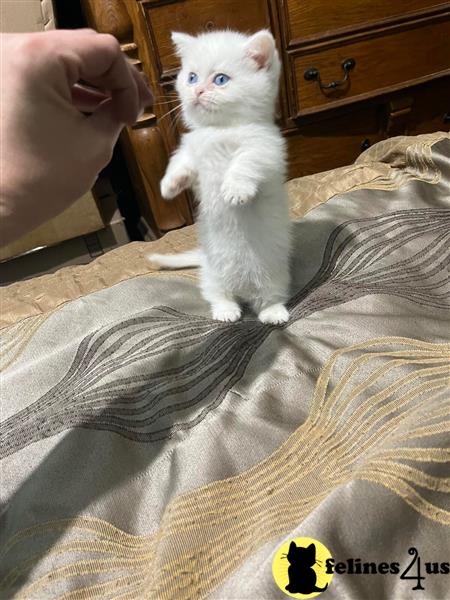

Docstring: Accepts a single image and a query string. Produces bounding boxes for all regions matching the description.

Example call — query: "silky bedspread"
[1,132,449,599]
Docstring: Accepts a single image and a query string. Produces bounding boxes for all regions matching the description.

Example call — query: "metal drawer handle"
[304,58,356,91]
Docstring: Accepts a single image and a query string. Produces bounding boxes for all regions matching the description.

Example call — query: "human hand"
[0,30,153,245]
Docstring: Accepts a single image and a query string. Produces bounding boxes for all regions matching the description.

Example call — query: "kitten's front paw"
[258,304,289,325]
[161,168,194,200]
[212,302,242,322]
[221,179,257,206]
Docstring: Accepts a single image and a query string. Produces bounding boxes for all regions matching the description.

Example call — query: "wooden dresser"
[82,0,450,236]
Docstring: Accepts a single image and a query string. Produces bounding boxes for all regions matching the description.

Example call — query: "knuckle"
[12,34,52,76]
[18,33,49,57]
[100,33,121,54]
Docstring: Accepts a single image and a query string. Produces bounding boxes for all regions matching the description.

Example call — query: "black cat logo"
[284,542,328,595]
[272,537,333,597]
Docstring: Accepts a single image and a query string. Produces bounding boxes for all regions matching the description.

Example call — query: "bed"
[1,132,449,599]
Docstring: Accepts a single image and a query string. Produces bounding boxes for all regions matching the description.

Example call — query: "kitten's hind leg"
[201,271,241,323]
[256,264,291,325]
[212,301,242,323]
[254,284,290,325]
[258,303,289,325]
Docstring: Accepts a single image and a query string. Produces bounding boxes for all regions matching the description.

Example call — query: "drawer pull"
[304,58,356,91]
[444,112,450,123]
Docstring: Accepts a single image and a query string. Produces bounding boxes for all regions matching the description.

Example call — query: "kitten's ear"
[289,541,297,551]
[171,32,195,56]
[245,30,276,69]
[307,544,316,556]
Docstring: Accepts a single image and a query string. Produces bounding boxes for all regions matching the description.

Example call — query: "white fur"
[149,249,203,269]
[149,30,291,324]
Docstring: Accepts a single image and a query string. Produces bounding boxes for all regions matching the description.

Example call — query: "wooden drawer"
[286,101,386,179]
[404,77,450,135]
[142,0,271,79]
[286,77,450,179]
[284,0,449,44]
[291,18,450,117]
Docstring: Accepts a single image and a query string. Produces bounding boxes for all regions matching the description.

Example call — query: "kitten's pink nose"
[195,87,205,97]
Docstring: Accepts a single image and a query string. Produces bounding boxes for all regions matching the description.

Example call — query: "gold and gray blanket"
[1,132,449,599]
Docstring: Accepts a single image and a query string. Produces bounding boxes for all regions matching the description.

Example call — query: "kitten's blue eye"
[213,73,230,86]
[188,72,198,85]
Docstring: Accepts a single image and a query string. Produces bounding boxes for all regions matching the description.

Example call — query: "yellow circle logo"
[272,537,334,598]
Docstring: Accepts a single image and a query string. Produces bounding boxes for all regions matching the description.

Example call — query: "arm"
[160,136,197,200]
[0,30,152,246]
[220,134,286,205]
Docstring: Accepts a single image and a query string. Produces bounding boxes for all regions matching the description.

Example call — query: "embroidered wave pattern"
[0,309,273,457]
[0,314,49,372]
[1,338,448,600]
[289,208,450,316]
[0,209,449,456]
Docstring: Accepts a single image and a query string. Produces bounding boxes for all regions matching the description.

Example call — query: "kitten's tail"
[314,584,328,592]
[148,249,203,269]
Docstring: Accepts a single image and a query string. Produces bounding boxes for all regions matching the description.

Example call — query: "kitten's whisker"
[172,110,184,131]
[152,97,179,104]
[204,98,219,107]
[159,104,182,120]
[168,108,185,135]
[169,109,184,134]
[153,92,179,97]
[173,107,184,123]
[160,49,180,60]
[154,100,182,107]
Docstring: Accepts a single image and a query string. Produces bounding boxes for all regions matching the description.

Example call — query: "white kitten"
[149,30,291,324]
